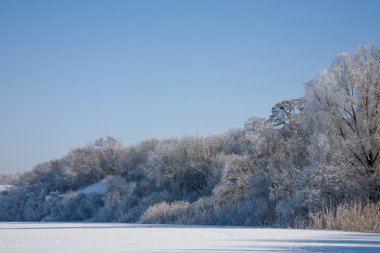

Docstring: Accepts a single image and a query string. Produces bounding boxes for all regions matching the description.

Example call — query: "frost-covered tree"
[244,117,270,132]
[213,155,253,204]
[157,136,218,200]
[306,45,380,201]
[93,136,124,175]
[0,173,17,184]
[269,98,305,127]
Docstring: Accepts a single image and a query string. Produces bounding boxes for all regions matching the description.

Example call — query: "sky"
[1,0,380,173]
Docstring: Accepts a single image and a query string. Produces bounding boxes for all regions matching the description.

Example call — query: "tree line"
[0,45,379,230]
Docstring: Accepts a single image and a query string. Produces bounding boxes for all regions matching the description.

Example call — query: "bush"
[140,201,190,224]
[119,191,172,223]
[308,202,380,233]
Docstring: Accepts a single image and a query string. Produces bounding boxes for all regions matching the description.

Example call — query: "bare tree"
[306,45,380,200]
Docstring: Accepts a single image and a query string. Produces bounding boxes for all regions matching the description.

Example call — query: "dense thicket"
[1,45,379,230]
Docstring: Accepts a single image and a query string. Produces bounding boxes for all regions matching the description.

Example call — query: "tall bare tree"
[306,45,380,200]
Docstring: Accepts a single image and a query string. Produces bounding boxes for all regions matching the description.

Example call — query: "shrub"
[140,201,190,224]
[308,202,380,233]
[119,191,172,223]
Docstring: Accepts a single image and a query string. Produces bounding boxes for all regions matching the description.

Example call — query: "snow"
[76,179,108,195]
[0,223,379,253]
[0,185,11,192]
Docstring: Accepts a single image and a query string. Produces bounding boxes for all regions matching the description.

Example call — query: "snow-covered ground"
[0,185,11,192]
[0,223,379,253]
[76,178,108,195]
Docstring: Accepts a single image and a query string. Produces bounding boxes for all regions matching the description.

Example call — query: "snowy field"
[0,223,379,253]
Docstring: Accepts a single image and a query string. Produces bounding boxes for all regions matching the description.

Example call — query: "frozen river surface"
[0,223,379,253]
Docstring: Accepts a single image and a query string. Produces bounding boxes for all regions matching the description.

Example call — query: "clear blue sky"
[1,0,380,173]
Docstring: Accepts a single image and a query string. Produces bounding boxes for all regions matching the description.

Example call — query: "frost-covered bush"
[185,197,274,226]
[309,202,380,233]
[119,191,172,223]
[60,193,104,221]
[95,176,138,222]
[140,201,190,224]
